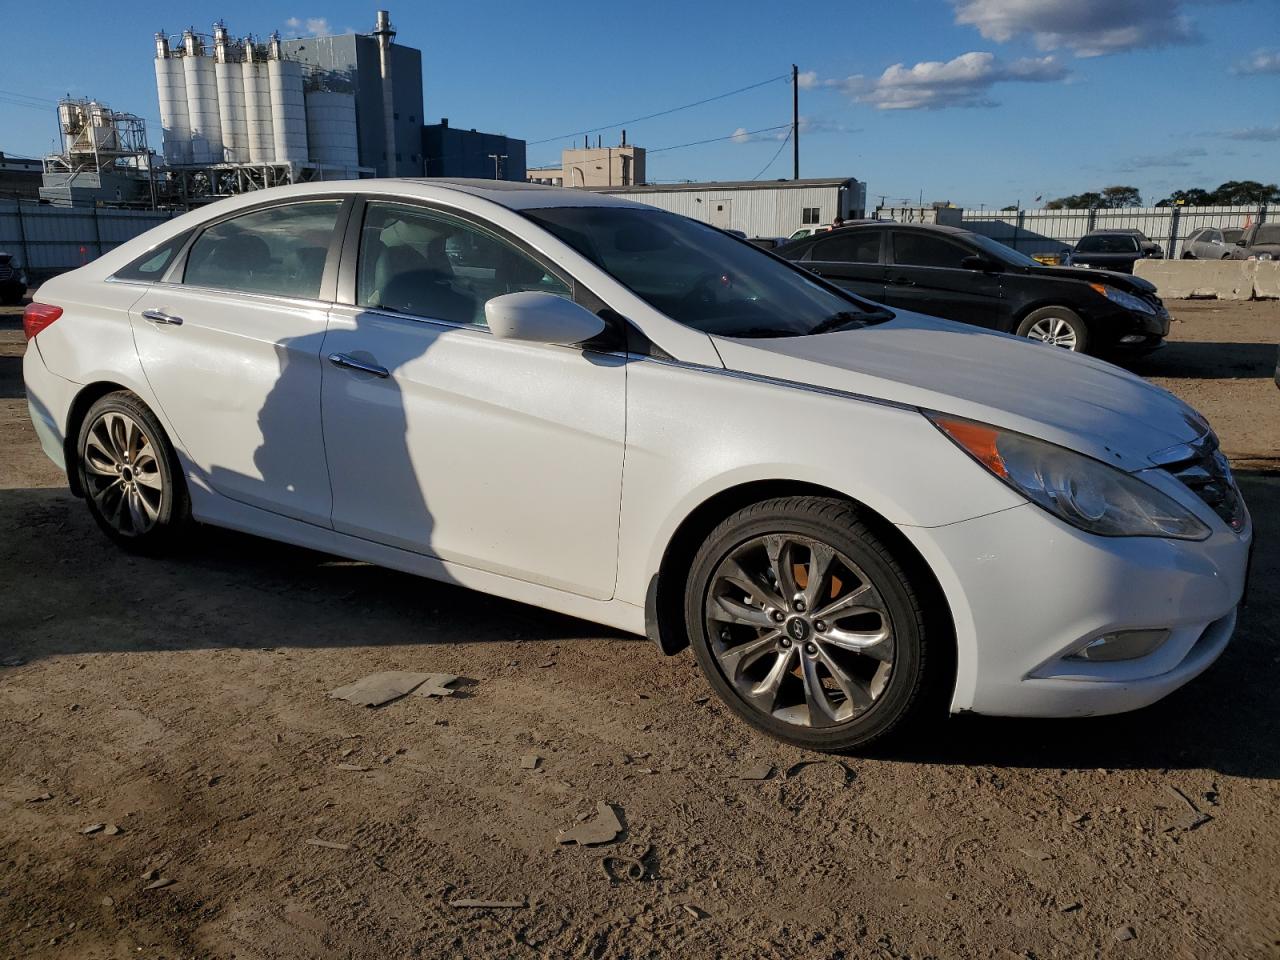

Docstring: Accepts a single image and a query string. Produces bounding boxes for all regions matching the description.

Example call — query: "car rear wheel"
[685,496,935,751]
[1017,306,1088,353]
[77,391,190,553]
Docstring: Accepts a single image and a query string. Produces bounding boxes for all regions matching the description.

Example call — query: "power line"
[528,123,791,170]
[750,125,793,181]
[526,73,790,146]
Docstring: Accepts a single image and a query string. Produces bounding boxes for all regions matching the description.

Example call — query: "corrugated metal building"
[422,119,526,180]
[587,178,866,238]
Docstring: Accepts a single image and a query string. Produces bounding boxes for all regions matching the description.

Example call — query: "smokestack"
[374,9,397,176]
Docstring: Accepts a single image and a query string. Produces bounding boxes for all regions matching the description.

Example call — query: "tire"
[685,496,938,752]
[1016,306,1089,353]
[1181,252,1194,260]
[76,391,190,554]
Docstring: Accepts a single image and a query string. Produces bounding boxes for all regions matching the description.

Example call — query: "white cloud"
[730,117,858,144]
[1114,146,1208,171]
[796,70,820,90]
[951,0,1206,57]
[818,51,1067,110]
[1233,49,1280,74]
[284,16,333,37]
[1225,125,1280,141]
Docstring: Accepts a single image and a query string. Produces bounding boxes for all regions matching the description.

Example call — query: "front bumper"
[900,498,1251,719]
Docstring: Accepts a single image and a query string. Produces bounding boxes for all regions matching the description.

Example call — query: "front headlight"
[928,414,1211,540]
[1089,283,1155,315]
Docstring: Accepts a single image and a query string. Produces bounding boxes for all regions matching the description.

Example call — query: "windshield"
[523,206,888,338]
[1075,234,1139,254]
[964,232,1042,268]
[1223,229,1243,243]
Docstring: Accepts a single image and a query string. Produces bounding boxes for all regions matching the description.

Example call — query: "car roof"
[1084,228,1147,236]
[818,221,973,238]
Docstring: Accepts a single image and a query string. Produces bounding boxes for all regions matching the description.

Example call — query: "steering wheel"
[680,270,731,309]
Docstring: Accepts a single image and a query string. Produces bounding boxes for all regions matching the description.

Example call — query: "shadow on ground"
[1130,340,1278,380]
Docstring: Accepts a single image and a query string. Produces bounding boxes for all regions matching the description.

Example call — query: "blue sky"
[1,0,1276,208]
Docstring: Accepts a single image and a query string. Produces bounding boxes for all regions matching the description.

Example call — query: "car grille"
[1159,438,1246,533]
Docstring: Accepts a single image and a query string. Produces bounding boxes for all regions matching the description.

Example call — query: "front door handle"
[141,309,183,326]
[889,278,917,287]
[327,353,389,378]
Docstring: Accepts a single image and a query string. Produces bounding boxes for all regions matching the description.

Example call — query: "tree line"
[1000,181,1280,211]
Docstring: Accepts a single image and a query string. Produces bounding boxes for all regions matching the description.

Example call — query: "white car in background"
[22,180,1251,751]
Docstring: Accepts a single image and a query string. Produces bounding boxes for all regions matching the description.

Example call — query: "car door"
[883,230,1004,329]
[128,197,349,527]
[800,229,888,304]
[320,198,626,600]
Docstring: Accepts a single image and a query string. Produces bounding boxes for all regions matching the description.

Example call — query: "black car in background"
[776,223,1169,356]
[0,252,27,305]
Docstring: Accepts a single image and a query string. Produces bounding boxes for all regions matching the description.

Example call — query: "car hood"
[1031,264,1156,293]
[711,311,1207,472]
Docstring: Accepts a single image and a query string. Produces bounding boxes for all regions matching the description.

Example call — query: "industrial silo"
[305,91,359,171]
[267,34,307,165]
[241,40,275,163]
[181,30,223,164]
[154,33,192,165]
[213,22,248,163]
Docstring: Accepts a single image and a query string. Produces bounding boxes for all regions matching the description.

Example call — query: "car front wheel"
[76,391,190,553]
[685,496,937,751]
[1017,306,1089,353]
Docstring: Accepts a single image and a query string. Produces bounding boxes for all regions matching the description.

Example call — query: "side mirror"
[485,291,607,346]
[961,255,999,272]
[1236,239,1248,246]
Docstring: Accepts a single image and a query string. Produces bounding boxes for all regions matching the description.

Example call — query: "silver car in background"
[1183,227,1244,260]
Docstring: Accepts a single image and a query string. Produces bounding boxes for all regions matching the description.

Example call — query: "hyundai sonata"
[22,180,1251,750]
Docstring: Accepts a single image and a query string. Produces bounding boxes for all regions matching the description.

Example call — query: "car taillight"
[22,303,62,341]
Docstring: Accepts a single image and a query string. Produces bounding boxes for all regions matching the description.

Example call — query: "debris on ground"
[144,878,176,891]
[413,674,460,698]
[521,754,541,770]
[79,823,105,835]
[328,671,460,708]
[448,898,527,909]
[557,802,623,846]
[141,869,158,882]
[1,656,25,667]
[1165,785,1213,831]
[738,762,775,781]
[784,759,853,784]
[26,792,53,803]
[102,824,122,836]
[304,838,352,851]
[336,763,372,772]
[599,845,650,884]
[683,904,707,920]
[1059,901,1082,913]
[100,897,114,907]
[1113,925,1137,942]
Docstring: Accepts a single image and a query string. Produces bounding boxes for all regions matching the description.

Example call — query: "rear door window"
[811,231,882,264]
[182,201,343,299]
[891,232,972,269]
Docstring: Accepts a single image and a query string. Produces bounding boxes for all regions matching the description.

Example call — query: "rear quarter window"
[111,230,193,282]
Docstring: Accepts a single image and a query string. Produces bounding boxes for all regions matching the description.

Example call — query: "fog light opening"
[1119,334,1146,344]
[1068,629,1170,662]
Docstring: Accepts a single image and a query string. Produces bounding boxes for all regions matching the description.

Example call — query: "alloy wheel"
[1025,316,1079,350]
[705,534,895,728]
[82,411,164,537]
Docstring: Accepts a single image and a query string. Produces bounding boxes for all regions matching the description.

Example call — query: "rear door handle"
[141,309,183,325]
[327,353,389,378]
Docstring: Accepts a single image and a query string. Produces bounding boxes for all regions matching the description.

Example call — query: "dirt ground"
[1,298,1278,960]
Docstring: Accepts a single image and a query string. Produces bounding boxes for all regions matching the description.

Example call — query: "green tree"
[1207,180,1280,205]
[1101,185,1142,208]
[1157,188,1213,207]
[1046,186,1142,209]
[1001,204,1019,211]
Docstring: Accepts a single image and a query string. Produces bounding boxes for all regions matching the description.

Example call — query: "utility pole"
[488,153,507,180]
[791,64,799,181]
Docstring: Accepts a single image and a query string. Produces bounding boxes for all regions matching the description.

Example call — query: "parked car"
[0,251,28,305]
[1232,222,1280,261]
[1182,227,1242,260]
[1065,232,1158,273]
[777,222,1169,355]
[748,236,788,250]
[788,226,830,241]
[22,180,1249,750]
[1085,227,1163,259]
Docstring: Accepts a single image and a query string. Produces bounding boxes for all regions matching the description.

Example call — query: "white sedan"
[22,180,1251,751]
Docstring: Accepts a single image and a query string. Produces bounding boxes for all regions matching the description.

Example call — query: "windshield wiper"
[722,326,807,339]
[807,309,894,336]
